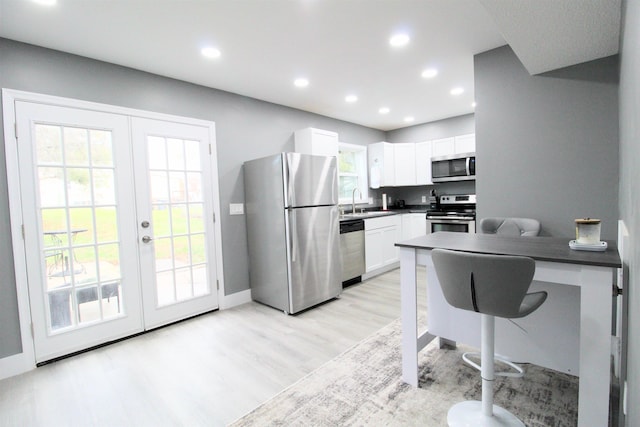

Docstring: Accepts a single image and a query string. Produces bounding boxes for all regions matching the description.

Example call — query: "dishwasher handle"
[340,219,364,233]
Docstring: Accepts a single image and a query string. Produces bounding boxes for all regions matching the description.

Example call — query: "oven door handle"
[426,218,476,235]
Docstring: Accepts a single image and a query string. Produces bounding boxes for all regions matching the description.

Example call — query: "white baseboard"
[0,351,35,381]
[219,289,252,309]
[362,262,399,281]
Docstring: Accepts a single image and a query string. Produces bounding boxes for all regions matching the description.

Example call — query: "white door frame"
[1,89,226,379]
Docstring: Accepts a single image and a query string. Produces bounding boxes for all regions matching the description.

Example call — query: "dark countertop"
[395,231,621,268]
[340,207,428,221]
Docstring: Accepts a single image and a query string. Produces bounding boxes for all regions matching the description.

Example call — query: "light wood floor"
[0,267,427,427]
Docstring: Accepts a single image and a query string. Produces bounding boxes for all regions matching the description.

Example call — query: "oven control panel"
[440,194,476,204]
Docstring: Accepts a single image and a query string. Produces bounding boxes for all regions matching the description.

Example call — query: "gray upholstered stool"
[431,248,547,427]
[479,217,540,236]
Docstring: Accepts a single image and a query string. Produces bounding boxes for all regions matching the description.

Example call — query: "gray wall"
[387,113,475,143]
[0,38,385,359]
[474,46,619,239]
[619,1,639,424]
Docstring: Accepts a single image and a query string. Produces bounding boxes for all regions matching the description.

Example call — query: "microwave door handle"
[466,157,471,176]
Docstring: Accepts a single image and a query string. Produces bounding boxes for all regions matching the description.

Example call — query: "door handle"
[141,236,153,244]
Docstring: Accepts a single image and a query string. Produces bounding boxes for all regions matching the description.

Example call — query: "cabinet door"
[454,133,475,154]
[401,213,426,241]
[368,142,395,187]
[410,213,426,237]
[415,141,432,185]
[432,137,455,157]
[364,228,384,272]
[381,226,400,266]
[394,143,416,186]
[401,214,412,241]
[311,129,339,157]
[294,127,339,157]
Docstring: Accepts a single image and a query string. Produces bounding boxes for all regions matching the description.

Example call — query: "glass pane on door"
[36,123,124,332]
[147,136,210,307]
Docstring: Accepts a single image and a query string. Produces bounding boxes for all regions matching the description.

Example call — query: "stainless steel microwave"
[431,152,476,182]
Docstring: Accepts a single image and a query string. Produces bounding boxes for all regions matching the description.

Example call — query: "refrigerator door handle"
[283,152,293,208]
[289,209,297,262]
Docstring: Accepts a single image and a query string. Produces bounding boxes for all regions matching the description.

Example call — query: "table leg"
[578,266,613,427]
[400,247,419,387]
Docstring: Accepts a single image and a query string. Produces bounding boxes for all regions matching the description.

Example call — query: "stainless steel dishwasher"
[339,219,365,287]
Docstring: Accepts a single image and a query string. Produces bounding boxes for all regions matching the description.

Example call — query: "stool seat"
[432,248,547,427]
[479,217,540,237]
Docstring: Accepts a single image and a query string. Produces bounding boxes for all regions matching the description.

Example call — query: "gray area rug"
[229,318,578,426]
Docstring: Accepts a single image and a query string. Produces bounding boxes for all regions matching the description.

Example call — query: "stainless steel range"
[426,194,476,234]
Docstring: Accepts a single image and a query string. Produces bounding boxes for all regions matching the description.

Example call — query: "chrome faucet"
[352,187,362,214]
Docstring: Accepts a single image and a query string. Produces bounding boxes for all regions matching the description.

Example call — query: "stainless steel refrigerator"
[244,152,342,314]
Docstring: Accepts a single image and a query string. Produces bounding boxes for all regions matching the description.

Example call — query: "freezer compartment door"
[285,153,338,208]
[286,205,342,313]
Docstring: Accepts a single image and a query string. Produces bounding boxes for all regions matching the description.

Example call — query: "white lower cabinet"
[401,213,427,241]
[365,215,401,273]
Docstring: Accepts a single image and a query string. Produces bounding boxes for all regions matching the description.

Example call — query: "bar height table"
[396,231,621,427]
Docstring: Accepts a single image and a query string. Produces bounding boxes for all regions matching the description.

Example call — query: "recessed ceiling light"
[32,0,56,5]
[472,101,477,108]
[379,107,390,115]
[421,68,438,79]
[389,33,410,47]
[345,95,358,103]
[294,78,309,88]
[450,87,464,96]
[201,47,221,59]
[404,116,415,123]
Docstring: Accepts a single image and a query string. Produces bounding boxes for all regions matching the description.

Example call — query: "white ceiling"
[0,0,621,131]
[479,0,621,75]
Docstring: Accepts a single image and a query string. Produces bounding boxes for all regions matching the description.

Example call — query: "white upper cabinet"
[393,143,416,186]
[368,142,395,188]
[415,141,432,185]
[294,127,339,158]
[431,137,455,157]
[454,133,476,154]
[368,133,474,187]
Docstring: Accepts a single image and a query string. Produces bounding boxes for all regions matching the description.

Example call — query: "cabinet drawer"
[365,214,400,230]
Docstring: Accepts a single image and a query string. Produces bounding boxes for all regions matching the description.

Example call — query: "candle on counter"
[575,218,601,244]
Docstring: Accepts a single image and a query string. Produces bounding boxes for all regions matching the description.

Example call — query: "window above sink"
[338,142,368,205]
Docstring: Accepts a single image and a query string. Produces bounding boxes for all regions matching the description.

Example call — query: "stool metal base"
[447,401,525,427]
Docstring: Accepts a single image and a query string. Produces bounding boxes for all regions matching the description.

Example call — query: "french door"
[131,117,218,329]
[14,100,219,363]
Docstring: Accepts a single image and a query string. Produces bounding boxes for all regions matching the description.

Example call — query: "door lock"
[141,235,153,243]
[141,220,150,228]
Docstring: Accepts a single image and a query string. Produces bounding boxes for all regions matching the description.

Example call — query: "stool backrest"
[431,248,536,319]
[479,217,540,236]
